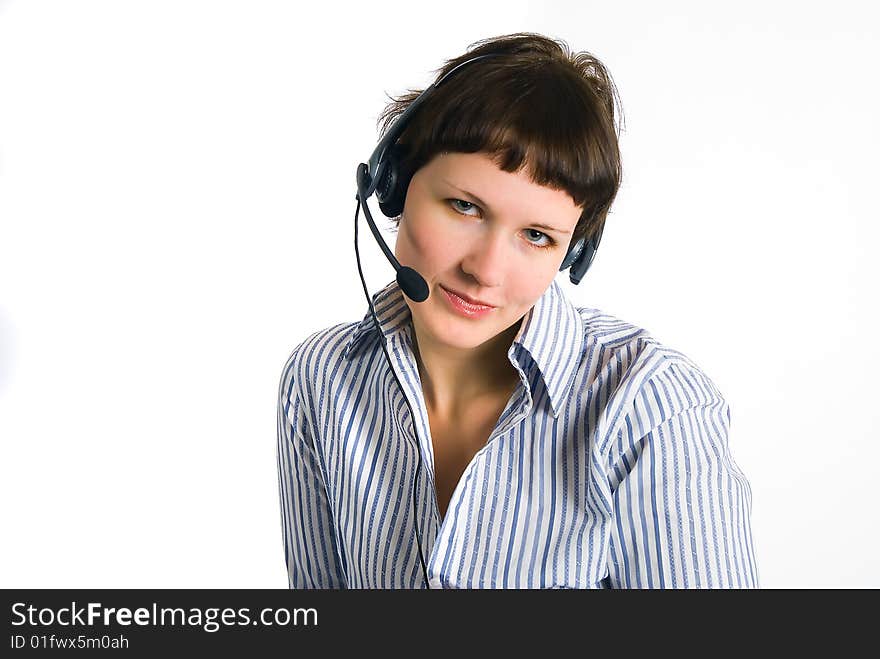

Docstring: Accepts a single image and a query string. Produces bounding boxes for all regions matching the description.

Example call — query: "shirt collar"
[343,278,585,418]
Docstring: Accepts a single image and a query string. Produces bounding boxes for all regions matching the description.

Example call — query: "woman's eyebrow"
[440,179,571,234]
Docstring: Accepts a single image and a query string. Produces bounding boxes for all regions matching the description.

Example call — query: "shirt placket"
[426,358,535,587]
[385,331,444,561]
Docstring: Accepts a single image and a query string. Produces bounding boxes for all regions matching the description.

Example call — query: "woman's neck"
[411,319,522,419]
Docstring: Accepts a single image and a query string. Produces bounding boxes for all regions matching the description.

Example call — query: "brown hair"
[377,31,625,249]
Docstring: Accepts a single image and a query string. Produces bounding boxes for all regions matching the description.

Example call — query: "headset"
[352,53,603,588]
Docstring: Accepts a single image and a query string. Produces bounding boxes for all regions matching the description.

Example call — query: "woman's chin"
[422,316,500,351]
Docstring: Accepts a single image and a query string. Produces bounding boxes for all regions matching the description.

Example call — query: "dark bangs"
[377,32,625,246]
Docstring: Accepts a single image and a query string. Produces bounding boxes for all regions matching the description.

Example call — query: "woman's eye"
[524,229,552,248]
[449,198,480,215]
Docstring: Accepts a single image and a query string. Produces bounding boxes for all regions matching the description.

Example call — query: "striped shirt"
[276,277,758,588]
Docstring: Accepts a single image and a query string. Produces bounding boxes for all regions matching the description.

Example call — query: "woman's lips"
[439,285,497,318]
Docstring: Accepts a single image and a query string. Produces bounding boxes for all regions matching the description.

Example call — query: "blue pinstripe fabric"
[277,278,758,588]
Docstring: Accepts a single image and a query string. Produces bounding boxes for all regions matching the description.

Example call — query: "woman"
[277,32,758,588]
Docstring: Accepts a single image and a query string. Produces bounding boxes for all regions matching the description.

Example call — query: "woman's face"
[394,151,583,353]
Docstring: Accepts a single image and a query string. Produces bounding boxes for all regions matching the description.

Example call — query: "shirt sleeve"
[276,351,347,588]
[604,362,759,588]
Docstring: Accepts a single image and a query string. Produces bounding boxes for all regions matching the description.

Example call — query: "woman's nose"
[460,231,507,288]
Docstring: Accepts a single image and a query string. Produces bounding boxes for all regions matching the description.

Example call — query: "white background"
[1,0,877,588]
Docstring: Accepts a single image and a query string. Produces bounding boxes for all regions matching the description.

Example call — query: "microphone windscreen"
[397,266,429,303]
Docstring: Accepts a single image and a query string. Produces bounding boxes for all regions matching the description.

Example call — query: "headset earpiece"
[560,235,585,271]
[376,143,413,219]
